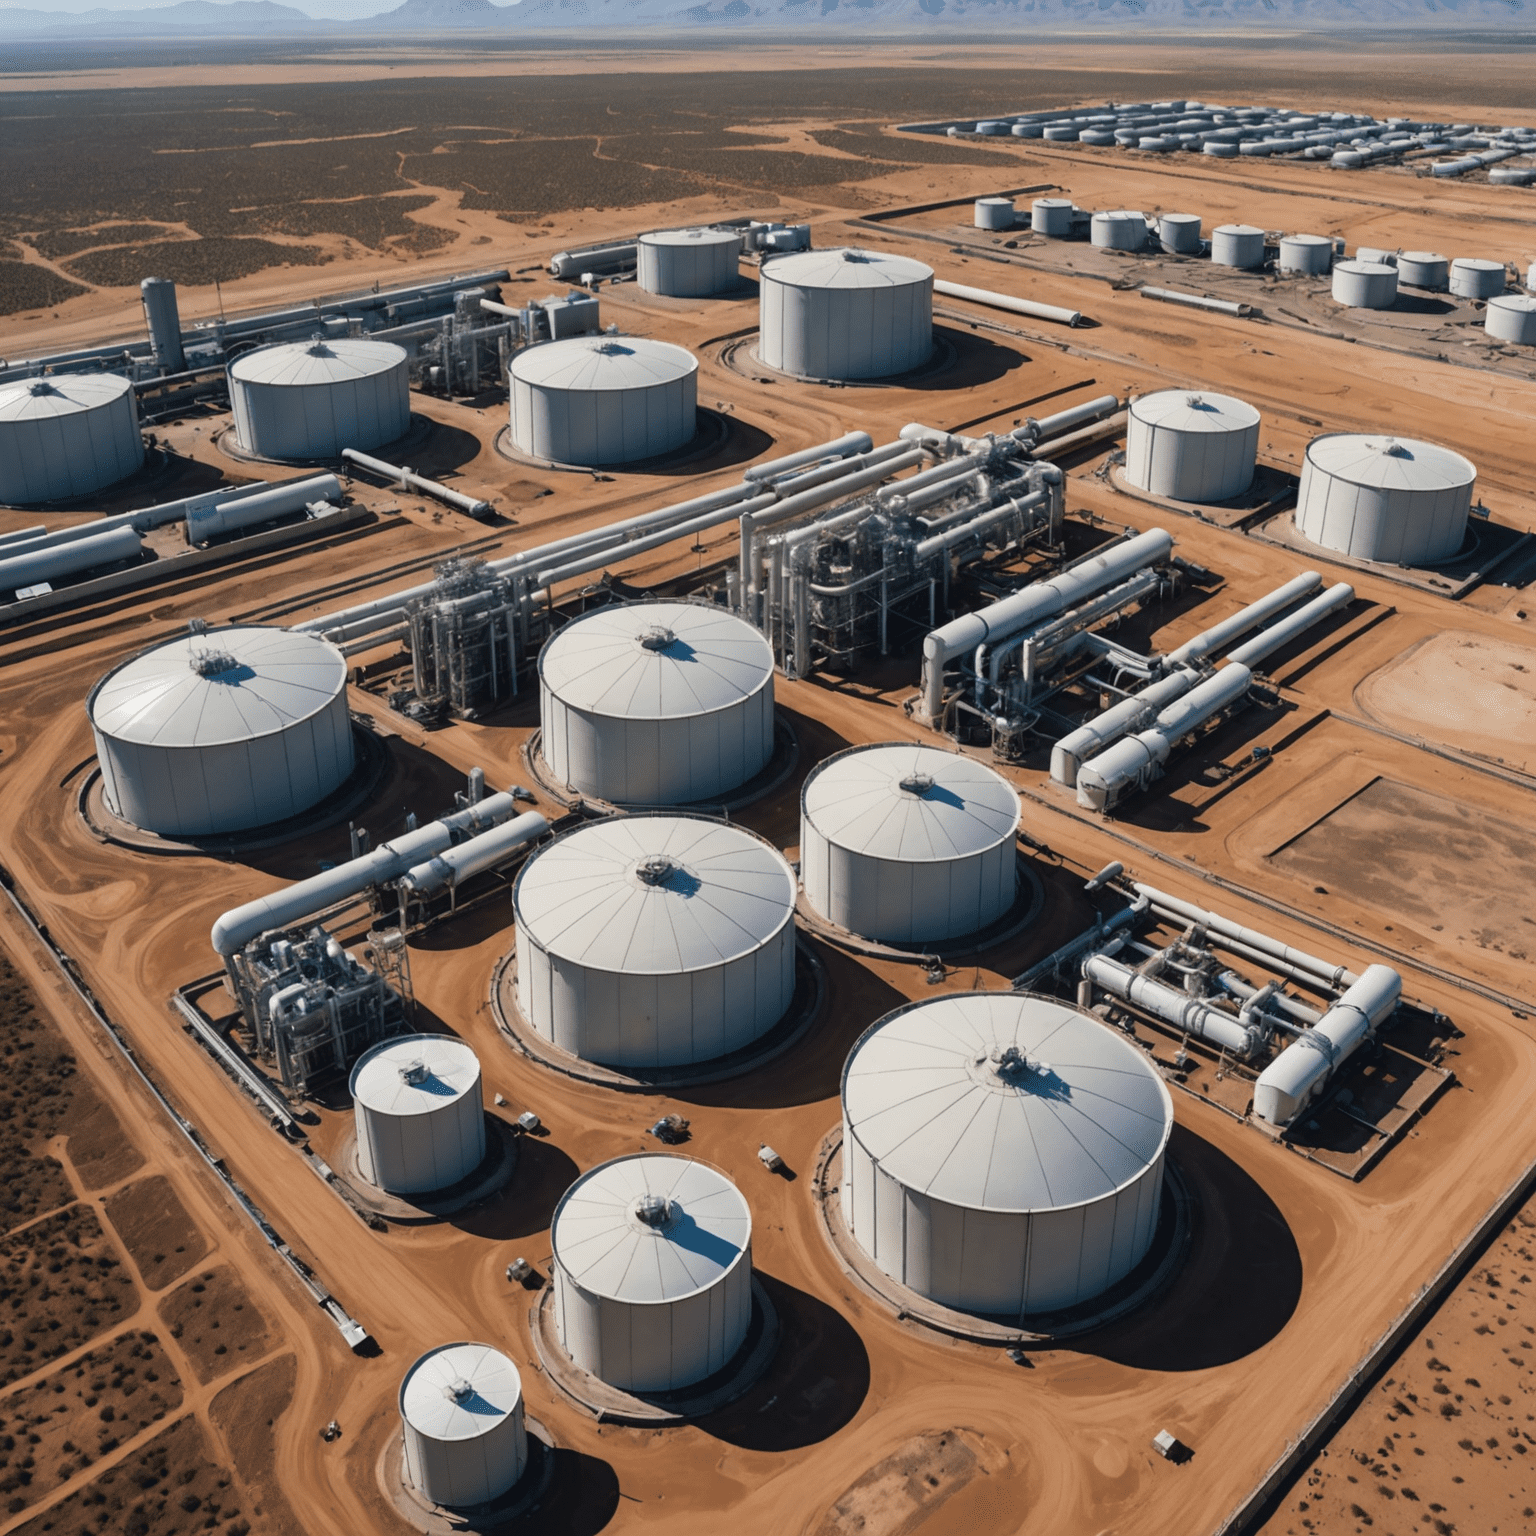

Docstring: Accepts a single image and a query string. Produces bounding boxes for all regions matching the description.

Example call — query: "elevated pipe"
[1082,953,1263,1056]
[1226,582,1354,668]
[913,489,1048,563]
[935,277,1084,327]
[1050,666,1201,788]
[1165,572,1323,667]
[0,526,144,594]
[397,811,548,896]
[342,448,492,520]
[743,431,874,482]
[1016,394,1121,446]
[185,480,342,543]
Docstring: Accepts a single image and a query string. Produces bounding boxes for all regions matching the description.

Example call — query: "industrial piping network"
[341,448,492,521]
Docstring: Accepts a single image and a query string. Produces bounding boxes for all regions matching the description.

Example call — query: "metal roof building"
[552,1154,752,1392]
[800,743,1019,943]
[509,337,698,466]
[0,375,144,505]
[350,1034,485,1195]
[539,601,774,805]
[87,624,353,836]
[399,1342,527,1508]
[229,339,409,461]
[842,993,1173,1316]
[1125,390,1260,504]
[513,814,796,1068]
[638,228,742,297]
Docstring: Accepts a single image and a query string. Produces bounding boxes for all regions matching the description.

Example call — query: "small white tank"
[1211,225,1266,268]
[552,1154,752,1391]
[637,228,742,298]
[1332,260,1398,309]
[1398,252,1449,290]
[1486,294,1536,345]
[1125,390,1260,503]
[1159,213,1202,254]
[1450,258,1507,299]
[1278,234,1333,275]
[1090,211,1147,251]
[974,197,1015,230]
[1042,123,1080,142]
[400,1343,527,1508]
[1031,198,1074,237]
[349,1034,485,1195]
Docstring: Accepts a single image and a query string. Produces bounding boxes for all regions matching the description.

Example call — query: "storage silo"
[87,624,353,837]
[1159,214,1202,255]
[758,248,932,381]
[1398,251,1449,290]
[799,743,1019,943]
[1295,434,1475,564]
[350,1034,484,1195]
[509,336,698,466]
[0,375,144,506]
[538,600,773,805]
[841,992,1172,1315]
[1125,390,1260,503]
[552,1154,752,1391]
[1278,234,1333,275]
[637,228,742,297]
[1487,294,1536,344]
[974,197,1015,230]
[513,814,796,1068]
[1450,258,1506,299]
[400,1343,527,1508]
[1090,211,1147,251]
[1332,260,1398,308]
[1211,225,1266,268]
[229,339,409,461]
[1031,198,1074,237]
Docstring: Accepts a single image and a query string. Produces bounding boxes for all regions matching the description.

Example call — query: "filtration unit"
[1332,260,1399,308]
[513,814,796,1068]
[350,1034,485,1195]
[800,743,1019,943]
[539,600,774,804]
[974,197,1015,230]
[405,559,518,719]
[1124,391,1260,503]
[1450,258,1507,299]
[88,623,354,836]
[758,248,933,380]
[1487,294,1536,344]
[1295,434,1475,564]
[1211,225,1266,268]
[0,375,144,505]
[637,228,743,297]
[1159,214,1202,254]
[841,992,1172,1315]
[1398,251,1450,289]
[229,339,410,461]
[551,1154,752,1391]
[508,336,698,466]
[1031,199,1074,236]
[400,1343,528,1508]
[1278,234,1334,274]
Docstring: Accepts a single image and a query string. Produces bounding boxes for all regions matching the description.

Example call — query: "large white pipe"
[1082,953,1262,1056]
[1017,394,1122,445]
[185,479,343,543]
[912,489,1048,563]
[919,527,1174,719]
[1253,964,1402,1125]
[0,525,47,548]
[397,811,548,896]
[1165,572,1323,667]
[210,790,523,957]
[743,431,874,481]
[1226,582,1353,668]
[935,277,1084,328]
[875,446,998,504]
[1050,666,1201,788]
[0,526,144,593]
[342,448,491,520]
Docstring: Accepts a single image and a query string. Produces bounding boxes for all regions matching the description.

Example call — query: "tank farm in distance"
[6,65,1536,1536]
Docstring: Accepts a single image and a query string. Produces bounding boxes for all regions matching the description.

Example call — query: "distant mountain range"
[0,0,1528,35]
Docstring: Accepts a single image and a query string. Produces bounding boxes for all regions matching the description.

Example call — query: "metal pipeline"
[935,277,1084,327]
[1050,666,1201,788]
[913,489,1048,563]
[1165,572,1323,666]
[342,448,492,520]
[1082,953,1263,1055]
[397,811,548,896]
[1017,394,1122,446]
[1140,287,1255,318]
[743,431,874,481]
[0,526,145,593]
[1226,582,1353,667]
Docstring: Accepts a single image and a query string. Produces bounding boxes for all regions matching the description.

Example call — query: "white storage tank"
[513,814,796,1068]
[1031,198,1074,237]
[842,993,1173,1315]
[1296,434,1476,564]
[637,228,742,298]
[350,1034,485,1195]
[1211,225,1266,268]
[800,743,1019,943]
[1125,390,1260,503]
[974,197,1015,230]
[1090,211,1148,251]
[539,600,773,805]
[509,336,697,467]
[758,248,932,381]
[1450,258,1507,299]
[1159,213,1202,255]
[0,375,144,506]
[1278,234,1333,274]
[88,624,353,837]
[1332,260,1398,309]
[1398,251,1449,290]
[552,1154,752,1391]
[229,338,409,461]
[1487,294,1536,345]
[400,1343,527,1508]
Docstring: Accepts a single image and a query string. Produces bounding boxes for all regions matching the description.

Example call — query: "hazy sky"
[0,0,476,15]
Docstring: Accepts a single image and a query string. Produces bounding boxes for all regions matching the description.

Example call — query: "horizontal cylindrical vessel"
[184,475,342,543]
[1332,260,1398,308]
[1090,211,1147,251]
[1295,433,1475,564]
[1278,234,1333,274]
[0,375,144,505]
[1211,225,1266,268]
[1159,213,1202,254]
[513,814,796,1068]
[351,1034,485,1195]
[509,336,697,466]
[759,248,932,381]
[400,1343,527,1508]
[1450,258,1507,299]
[0,525,142,595]
[1397,251,1449,289]
[637,228,742,297]
[229,339,409,461]
[974,197,1015,230]
[842,993,1172,1316]
[800,743,1019,943]
[553,1155,752,1391]
[539,601,773,804]
[1125,390,1259,503]
[1031,198,1073,236]
[1486,294,1536,344]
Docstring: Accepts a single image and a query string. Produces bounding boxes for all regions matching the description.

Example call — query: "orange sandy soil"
[2,46,1536,1536]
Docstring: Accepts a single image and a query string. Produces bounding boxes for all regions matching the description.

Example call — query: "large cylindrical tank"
[400,1343,527,1508]
[1295,434,1476,564]
[1398,251,1449,290]
[1211,225,1266,268]
[539,600,773,805]
[637,228,742,297]
[1450,258,1507,299]
[1031,198,1073,236]
[1159,213,1202,254]
[842,993,1173,1315]
[509,336,697,466]
[1090,211,1147,251]
[1487,294,1536,344]
[229,339,409,461]
[0,375,144,505]
[350,1034,484,1195]
[1278,234,1333,275]
[758,248,932,381]
[87,624,354,836]
[1332,260,1398,308]
[974,198,1015,230]
[800,743,1019,943]
[1125,390,1260,503]
[552,1154,752,1391]
[513,814,796,1068]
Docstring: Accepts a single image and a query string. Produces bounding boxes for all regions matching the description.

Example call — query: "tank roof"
[229,338,406,387]
[1304,434,1476,492]
[349,1034,480,1115]
[640,227,742,247]
[510,335,698,391]
[761,247,932,290]
[0,373,133,421]
[1130,390,1261,433]
[399,1343,521,1441]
